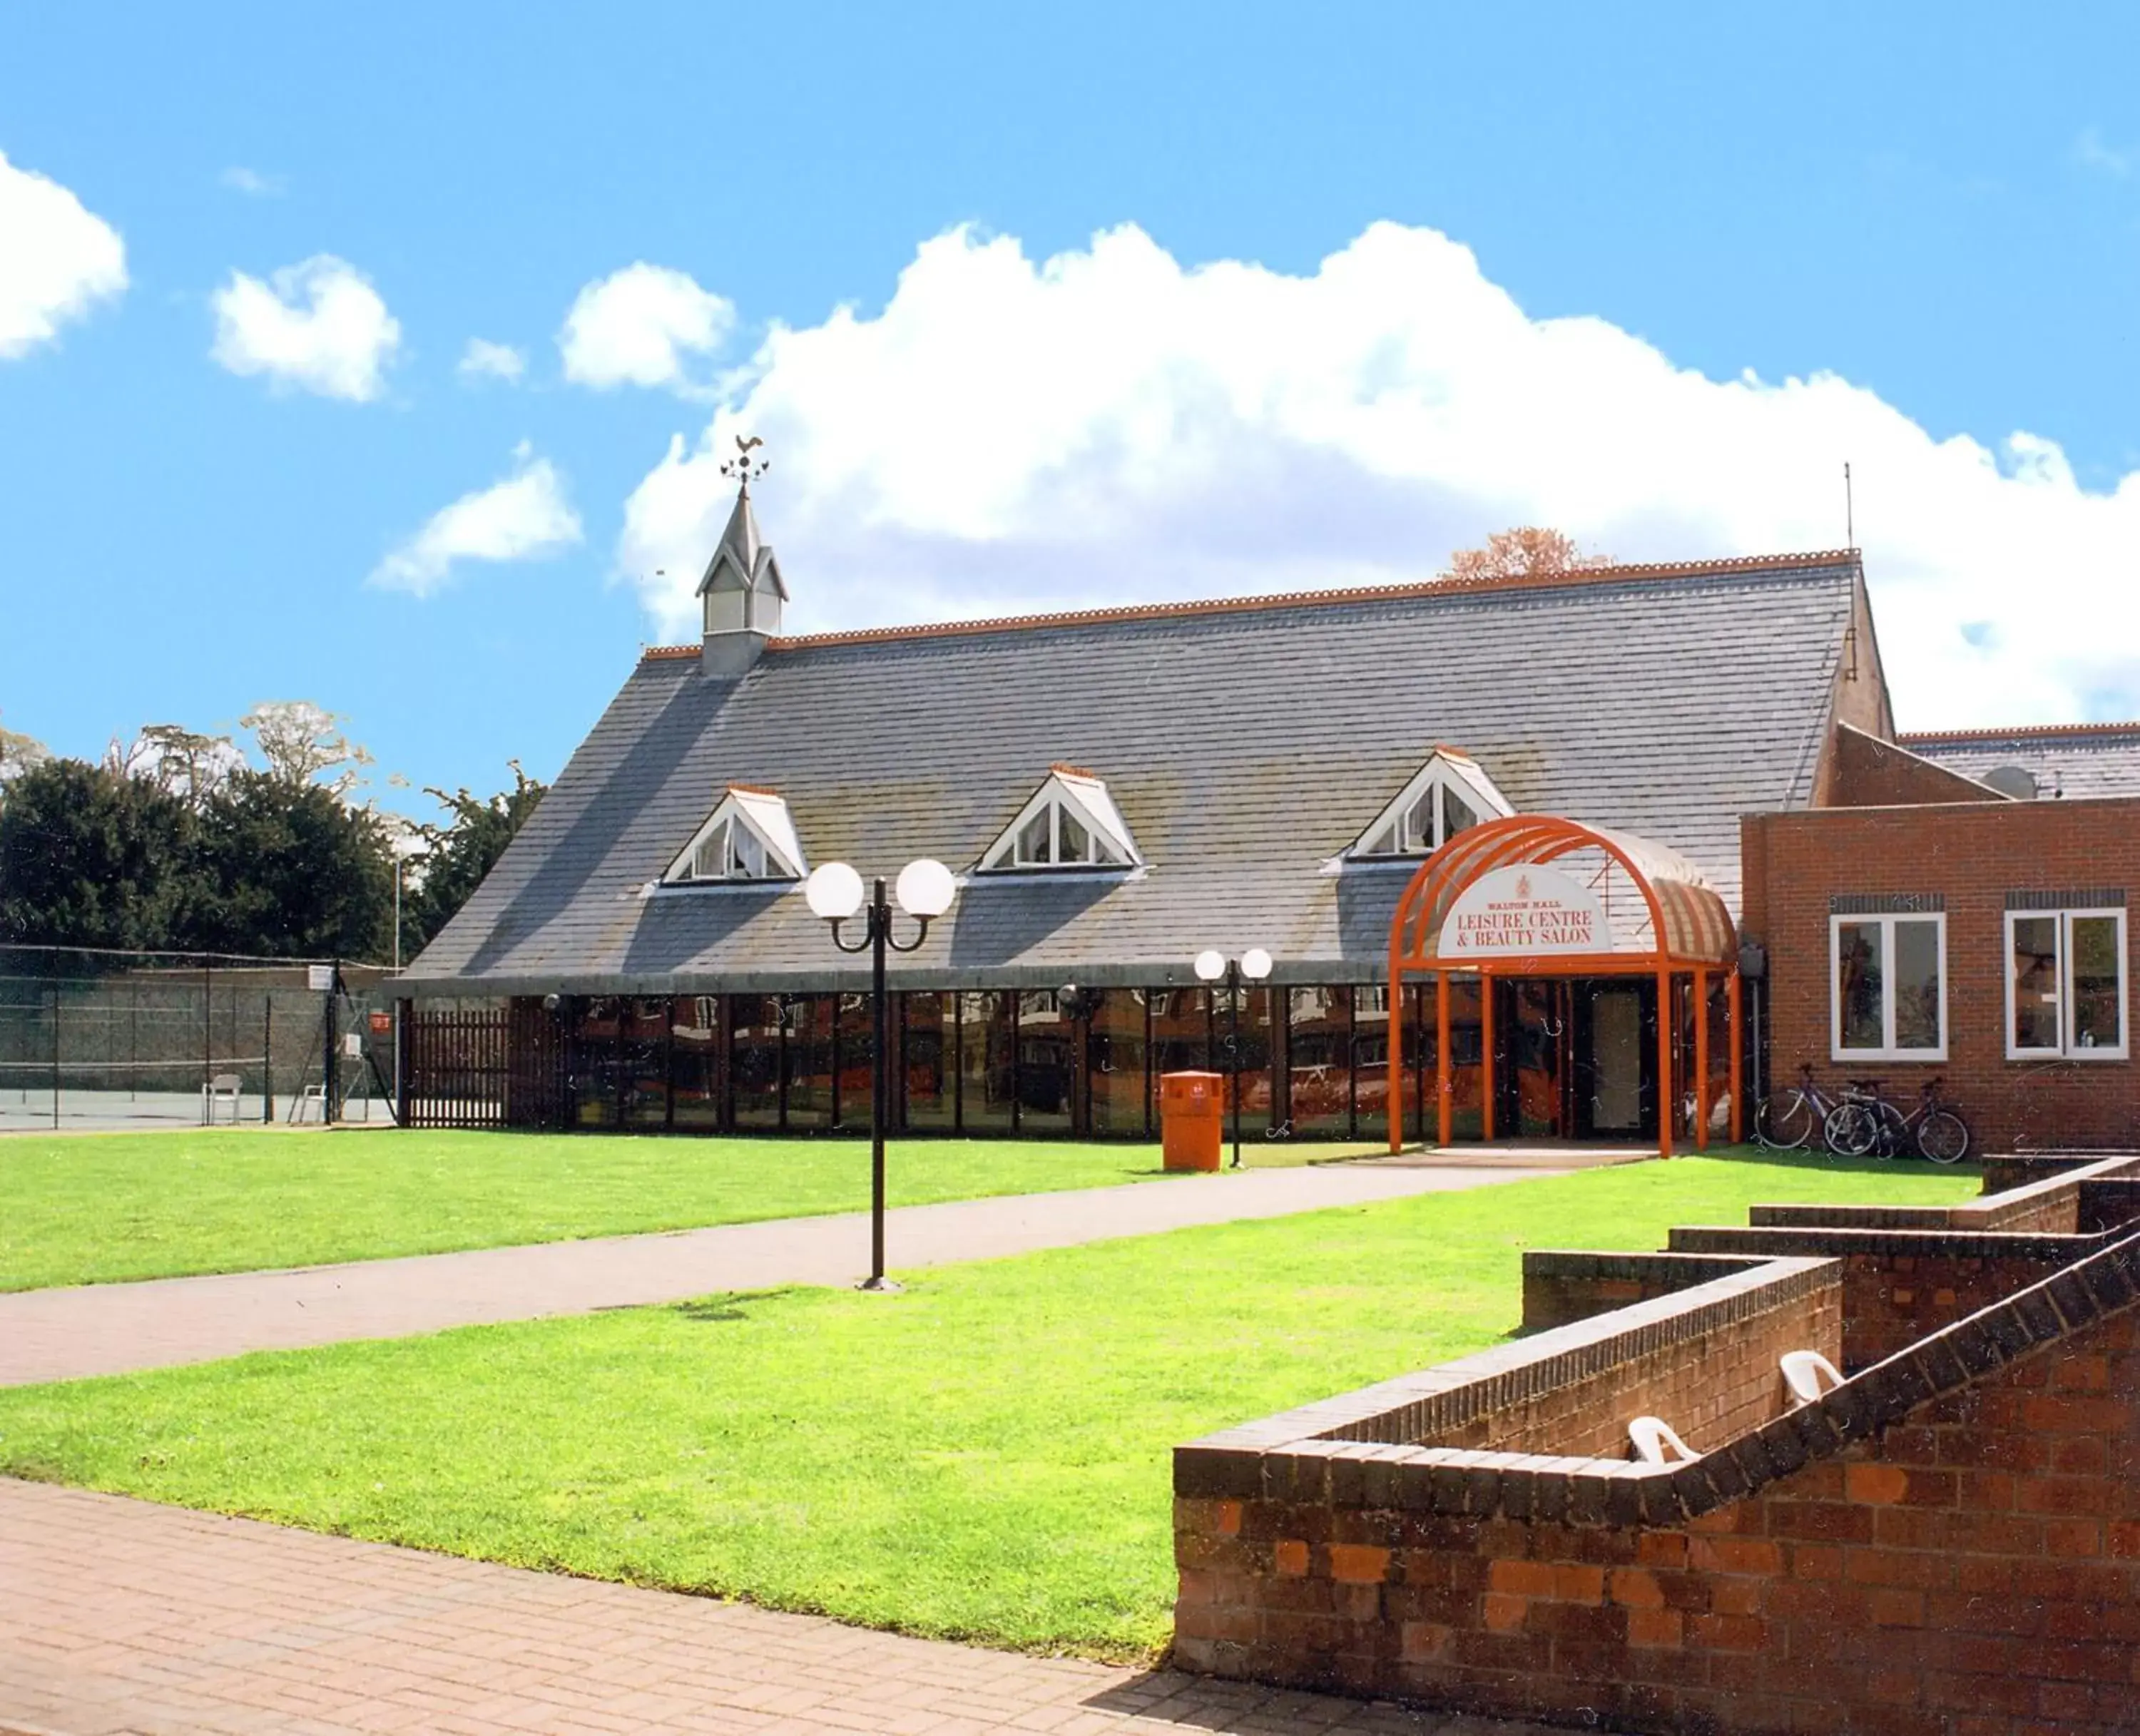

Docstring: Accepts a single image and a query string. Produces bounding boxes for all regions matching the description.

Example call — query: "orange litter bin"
[1160,1071,1224,1172]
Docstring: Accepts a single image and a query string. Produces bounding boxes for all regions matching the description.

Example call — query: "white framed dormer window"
[1830,910,1947,1062]
[2006,905,2127,1061]
[1351,747,1513,859]
[979,765,1139,872]
[662,785,807,886]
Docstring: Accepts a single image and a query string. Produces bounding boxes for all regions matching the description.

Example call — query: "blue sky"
[5,2,2140,815]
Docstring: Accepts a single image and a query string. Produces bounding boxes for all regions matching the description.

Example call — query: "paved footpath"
[0,1480,1555,1736]
[0,1160,1571,1387]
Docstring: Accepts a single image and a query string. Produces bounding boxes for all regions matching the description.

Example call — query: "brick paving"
[0,1480,1559,1736]
[0,1160,1577,1387]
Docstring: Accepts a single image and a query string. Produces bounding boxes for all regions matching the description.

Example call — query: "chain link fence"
[0,946,402,1131]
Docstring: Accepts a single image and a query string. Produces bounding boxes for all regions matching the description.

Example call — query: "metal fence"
[0,946,400,1131]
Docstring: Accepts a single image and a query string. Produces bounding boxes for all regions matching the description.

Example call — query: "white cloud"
[370,445,584,597]
[220,165,285,197]
[2073,127,2131,178]
[210,255,400,401]
[458,337,526,382]
[559,262,733,391]
[0,149,126,359]
[618,219,2140,730]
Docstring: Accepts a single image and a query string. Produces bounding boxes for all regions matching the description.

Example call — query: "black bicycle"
[1822,1076,1971,1165]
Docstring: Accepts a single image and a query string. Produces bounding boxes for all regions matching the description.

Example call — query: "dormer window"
[981,765,1139,872]
[1352,748,1513,859]
[663,785,806,885]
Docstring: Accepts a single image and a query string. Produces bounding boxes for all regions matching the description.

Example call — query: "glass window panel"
[1352,984,1390,1141]
[2071,915,2123,1051]
[1404,791,1437,852]
[1213,984,1274,1137]
[900,992,955,1130]
[1018,990,1074,1134]
[1835,922,1885,1051]
[731,824,766,879]
[1087,989,1148,1135]
[783,995,834,1128]
[1287,986,1351,1139]
[1059,809,1091,864]
[959,991,1017,1131]
[671,995,722,1130]
[1892,920,1942,1051]
[691,822,728,881]
[2010,915,2062,1053]
[574,996,622,1127]
[833,994,875,1128]
[730,994,783,1130]
[1018,810,1053,864]
[621,996,671,1130]
[1440,785,1478,841]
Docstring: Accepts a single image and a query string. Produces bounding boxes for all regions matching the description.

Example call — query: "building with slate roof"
[396,479,2140,1153]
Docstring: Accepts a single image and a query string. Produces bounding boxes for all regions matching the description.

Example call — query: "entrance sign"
[1437,864,1606,958]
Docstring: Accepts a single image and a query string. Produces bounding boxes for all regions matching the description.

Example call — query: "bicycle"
[1754,1063,1850,1153]
[1822,1076,1971,1165]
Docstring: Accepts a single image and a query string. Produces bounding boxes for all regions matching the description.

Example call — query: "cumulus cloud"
[370,444,583,596]
[210,255,400,401]
[618,220,2140,730]
[458,337,526,382]
[0,149,126,359]
[559,262,733,391]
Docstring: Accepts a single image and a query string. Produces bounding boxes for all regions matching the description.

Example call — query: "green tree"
[399,763,548,957]
[0,758,205,949]
[189,770,394,960]
[0,716,47,792]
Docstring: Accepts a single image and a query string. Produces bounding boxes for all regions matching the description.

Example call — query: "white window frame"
[660,788,806,887]
[978,770,1139,874]
[2004,907,2128,1061]
[1350,750,1512,861]
[1829,912,1948,1063]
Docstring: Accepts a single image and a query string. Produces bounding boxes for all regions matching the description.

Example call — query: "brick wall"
[1741,797,2140,1150]
[1825,722,2007,809]
[1519,1251,1766,1333]
[1173,1231,2140,1735]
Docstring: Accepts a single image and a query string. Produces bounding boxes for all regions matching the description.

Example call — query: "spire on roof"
[698,437,788,675]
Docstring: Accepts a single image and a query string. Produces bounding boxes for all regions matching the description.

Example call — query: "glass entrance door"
[1573,979,1656,1139]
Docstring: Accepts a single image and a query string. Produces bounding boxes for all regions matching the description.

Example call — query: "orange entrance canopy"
[1386,814,1741,1158]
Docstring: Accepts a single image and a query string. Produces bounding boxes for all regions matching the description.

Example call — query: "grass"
[0,1149,1977,1659]
[0,1126,1383,1293]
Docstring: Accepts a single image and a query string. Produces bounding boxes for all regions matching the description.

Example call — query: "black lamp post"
[1194,946,1274,1168]
[807,858,957,1290]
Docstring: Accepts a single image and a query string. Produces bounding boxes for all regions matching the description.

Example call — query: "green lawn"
[0,1126,1386,1293]
[0,1150,1977,1658]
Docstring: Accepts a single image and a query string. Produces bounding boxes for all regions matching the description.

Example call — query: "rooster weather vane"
[721,434,770,493]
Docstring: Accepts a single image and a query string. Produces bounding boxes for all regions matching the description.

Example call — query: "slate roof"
[404,551,1863,995]
[1902,722,2140,802]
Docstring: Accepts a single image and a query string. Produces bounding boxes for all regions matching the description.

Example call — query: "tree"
[0,758,205,949]
[1445,528,1613,584]
[0,717,47,792]
[123,723,240,807]
[188,770,394,959]
[240,700,374,797]
[399,763,548,958]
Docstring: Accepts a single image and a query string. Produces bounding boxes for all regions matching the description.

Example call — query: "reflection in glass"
[1149,988,1212,1124]
[1088,989,1148,1135]
[2010,916,2061,1053]
[1893,920,1941,1051]
[1836,922,1884,1051]
[835,993,875,1129]
[1288,986,1350,1138]
[730,994,783,1130]
[785,995,834,1129]
[901,992,955,1130]
[2072,915,2123,1051]
[960,991,1017,1131]
[671,996,721,1130]
[1440,785,1477,839]
[1019,990,1074,1134]
[576,996,621,1128]
[622,996,671,1130]
[1352,984,1391,1141]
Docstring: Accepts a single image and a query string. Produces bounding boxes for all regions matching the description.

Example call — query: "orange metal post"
[1480,970,1495,1143]
[1387,967,1404,1156]
[1727,968,1743,1145]
[1656,968,1673,1160]
[1436,969,1452,1148]
[1693,966,1710,1153]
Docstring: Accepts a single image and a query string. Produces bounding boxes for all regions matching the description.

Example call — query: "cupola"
[698,438,788,678]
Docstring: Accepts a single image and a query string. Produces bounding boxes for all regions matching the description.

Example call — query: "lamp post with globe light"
[805,857,958,1290]
[1194,946,1274,1168]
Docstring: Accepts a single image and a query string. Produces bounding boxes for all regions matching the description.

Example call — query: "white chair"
[200,1073,243,1125]
[1629,1416,1701,1465]
[1781,1349,1845,1407]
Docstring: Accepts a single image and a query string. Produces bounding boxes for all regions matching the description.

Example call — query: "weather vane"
[720,434,769,493]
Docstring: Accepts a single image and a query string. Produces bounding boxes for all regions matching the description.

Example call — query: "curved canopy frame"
[1386,814,1742,1159]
